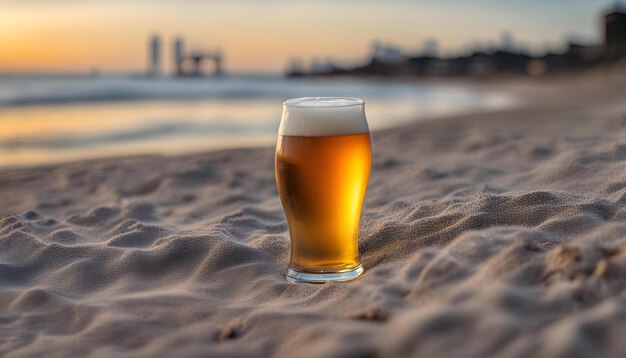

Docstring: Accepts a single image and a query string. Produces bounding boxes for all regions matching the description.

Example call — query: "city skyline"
[0,0,622,74]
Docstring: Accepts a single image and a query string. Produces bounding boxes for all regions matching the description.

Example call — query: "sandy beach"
[1,67,626,357]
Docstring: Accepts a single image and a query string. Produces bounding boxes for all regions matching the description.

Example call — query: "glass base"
[286,264,364,283]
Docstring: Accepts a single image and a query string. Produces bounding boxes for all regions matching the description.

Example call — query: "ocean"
[0,75,517,168]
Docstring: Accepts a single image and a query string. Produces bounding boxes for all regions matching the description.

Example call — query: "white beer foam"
[279,97,369,137]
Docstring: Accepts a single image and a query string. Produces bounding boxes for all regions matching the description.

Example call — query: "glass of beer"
[275,97,371,283]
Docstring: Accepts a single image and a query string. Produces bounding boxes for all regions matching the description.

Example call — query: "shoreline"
[0,65,610,173]
[0,76,519,170]
[3,61,623,173]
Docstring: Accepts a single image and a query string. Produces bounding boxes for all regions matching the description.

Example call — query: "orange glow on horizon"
[0,1,610,73]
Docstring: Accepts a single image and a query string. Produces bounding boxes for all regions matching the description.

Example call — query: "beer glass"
[275,97,371,283]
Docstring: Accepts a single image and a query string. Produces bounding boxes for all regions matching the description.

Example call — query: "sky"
[0,0,620,74]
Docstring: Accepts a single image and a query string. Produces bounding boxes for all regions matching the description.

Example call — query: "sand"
[1,67,626,357]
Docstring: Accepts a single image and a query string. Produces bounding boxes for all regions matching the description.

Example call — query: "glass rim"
[283,97,365,108]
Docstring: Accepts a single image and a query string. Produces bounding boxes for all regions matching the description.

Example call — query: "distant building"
[371,41,384,60]
[176,49,222,77]
[500,31,515,53]
[287,6,619,79]
[213,50,223,76]
[287,58,305,77]
[162,36,223,77]
[149,34,162,76]
[311,58,335,74]
[421,39,439,57]
[371,41,403,63]
[604,8,626,60]
[173,37,185,75]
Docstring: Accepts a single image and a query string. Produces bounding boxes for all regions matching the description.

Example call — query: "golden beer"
[276,97,371,283]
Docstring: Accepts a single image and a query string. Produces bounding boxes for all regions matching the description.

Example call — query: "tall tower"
[371,41,384,61]
[173,37,184,76]
[422,39,439,57]
[500,31,515,53]
[604,8,626,60]
[214,50,223,76]
[149,34,161,76]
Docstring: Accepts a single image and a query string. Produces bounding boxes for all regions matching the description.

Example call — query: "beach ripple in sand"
[1,96,626,357]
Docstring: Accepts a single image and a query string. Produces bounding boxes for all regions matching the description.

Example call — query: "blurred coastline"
[1,3,624,169]
[0,75,517,169]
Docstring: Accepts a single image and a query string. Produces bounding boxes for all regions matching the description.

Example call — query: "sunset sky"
[0,0,620,74]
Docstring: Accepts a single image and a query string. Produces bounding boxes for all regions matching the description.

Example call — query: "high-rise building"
[213,50,223,77]
[605,7,626,60]
[500,31,515,53]
[422,39,439,57]
[173,37,185,75]
[371,41,402,63]
[149,34,161,76]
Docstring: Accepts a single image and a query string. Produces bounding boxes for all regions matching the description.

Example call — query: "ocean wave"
[0,76,430,108]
